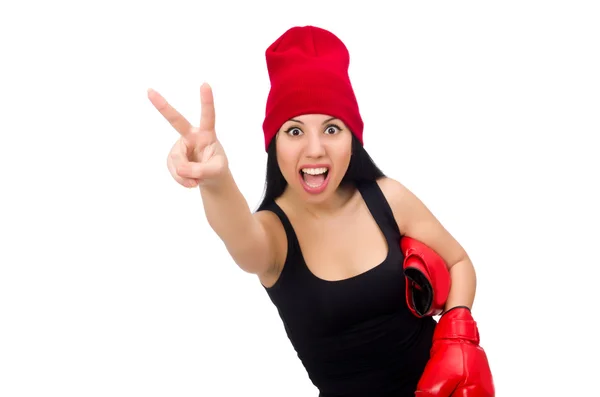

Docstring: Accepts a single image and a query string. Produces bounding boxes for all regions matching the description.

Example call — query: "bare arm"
[379,177,476,310]
[198,169,276,275]
[148,84,276,276]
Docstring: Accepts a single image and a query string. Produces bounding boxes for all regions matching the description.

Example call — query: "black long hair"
[255,134,385,212]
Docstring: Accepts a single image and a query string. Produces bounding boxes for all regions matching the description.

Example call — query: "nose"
[304,131,326,158]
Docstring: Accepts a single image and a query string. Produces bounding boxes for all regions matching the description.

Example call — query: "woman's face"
[275,114,353,204]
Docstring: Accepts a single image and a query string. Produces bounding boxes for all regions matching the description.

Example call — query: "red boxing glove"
[401,236,451,317]
[415,307,495,396]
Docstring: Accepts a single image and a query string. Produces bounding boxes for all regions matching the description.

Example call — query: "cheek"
[335,153,352,177]
[276,146,299,181]
[331,141,352,176]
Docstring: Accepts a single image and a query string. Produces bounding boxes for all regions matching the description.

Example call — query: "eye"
[324,124,342,135]
[285,127,303,137]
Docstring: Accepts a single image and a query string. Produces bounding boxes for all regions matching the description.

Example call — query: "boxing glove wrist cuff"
[434,306,480,344]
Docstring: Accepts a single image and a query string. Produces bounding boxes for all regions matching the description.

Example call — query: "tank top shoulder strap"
[356,179,402,242]
[257,201,301,260]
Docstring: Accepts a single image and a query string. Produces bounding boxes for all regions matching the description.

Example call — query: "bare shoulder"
[252,208,288,285]
[375,176,468,267]
[375,176,410,205]
[375,175,440,232]
[375,176,412,233]
[253,207,283,231]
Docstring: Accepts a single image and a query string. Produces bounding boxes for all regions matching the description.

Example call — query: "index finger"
[147,88,193,136]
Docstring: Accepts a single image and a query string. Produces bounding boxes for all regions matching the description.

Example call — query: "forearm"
[445,258,477,311]
[199,169,266,266]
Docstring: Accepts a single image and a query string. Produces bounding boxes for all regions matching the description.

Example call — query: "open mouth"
[300,167,329,189]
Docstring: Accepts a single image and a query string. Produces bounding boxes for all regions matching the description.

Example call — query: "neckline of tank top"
[268,201,395,285]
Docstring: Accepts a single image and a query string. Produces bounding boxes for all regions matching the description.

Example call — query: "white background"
[1,1,599,396]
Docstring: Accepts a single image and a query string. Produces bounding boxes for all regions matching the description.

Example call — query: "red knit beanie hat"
[262,26,364,151]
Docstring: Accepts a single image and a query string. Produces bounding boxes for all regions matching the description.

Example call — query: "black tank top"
[260,180,435,397]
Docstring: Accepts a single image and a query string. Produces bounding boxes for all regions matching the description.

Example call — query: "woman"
[148,25,494,397]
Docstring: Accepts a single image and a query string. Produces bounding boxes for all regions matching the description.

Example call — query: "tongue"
[303,173,325,186]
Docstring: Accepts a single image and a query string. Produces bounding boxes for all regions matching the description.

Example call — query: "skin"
[259,114,477,312]
[276,114,355,212]
[148,83,476,312]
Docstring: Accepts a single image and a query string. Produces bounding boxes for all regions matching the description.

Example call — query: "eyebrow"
[289,117,338,125]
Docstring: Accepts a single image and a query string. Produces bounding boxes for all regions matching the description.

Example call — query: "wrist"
[442,305,471,316]
[199,167,234,194]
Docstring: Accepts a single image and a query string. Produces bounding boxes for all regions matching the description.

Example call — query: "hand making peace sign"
[148,83,229,188]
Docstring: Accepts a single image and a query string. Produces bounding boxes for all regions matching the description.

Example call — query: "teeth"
[301,167,328,175]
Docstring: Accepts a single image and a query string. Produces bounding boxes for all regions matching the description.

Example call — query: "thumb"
[176,161,205,180]
[176,149,223,181]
